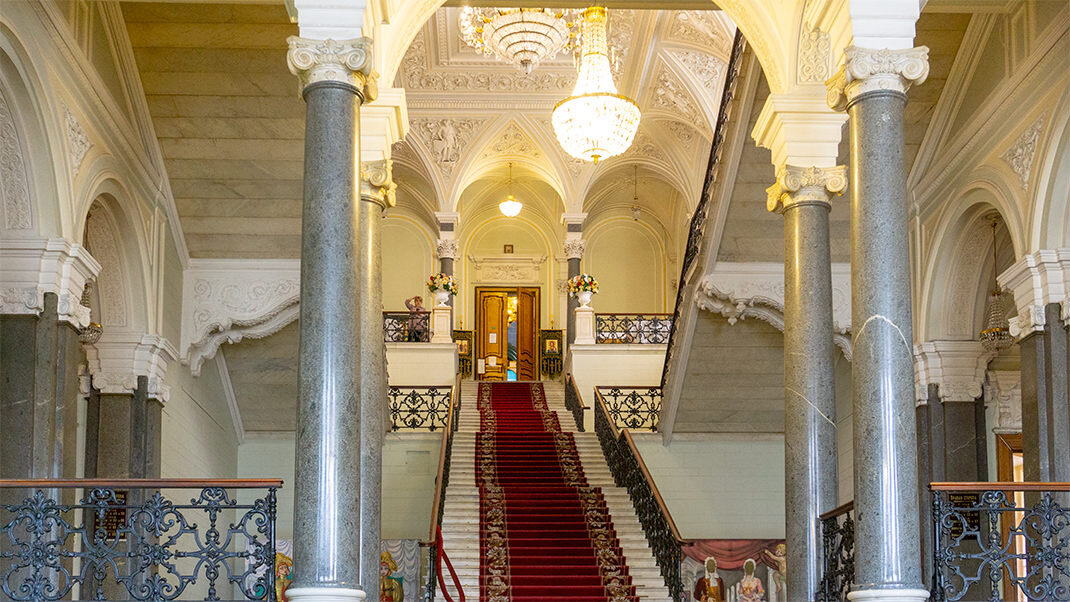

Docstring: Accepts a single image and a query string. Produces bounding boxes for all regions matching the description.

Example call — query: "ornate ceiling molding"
[1000,113,1046,191]
[480,122,541,160]
[180,259,301,376]
[409,118,488,180]
[650,61,709,132]
[694,262,853,359]
[669,49,725,99]
[667,11,732,53]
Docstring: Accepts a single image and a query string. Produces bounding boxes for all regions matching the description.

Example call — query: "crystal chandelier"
[460,7,579,74]
[980,218,1012,352]
[552,7,640,163]
[499,163,523,217]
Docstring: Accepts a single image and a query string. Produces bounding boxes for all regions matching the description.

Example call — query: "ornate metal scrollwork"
[564,374,585,432]
[595,314,672,344]
[816,503,854,602]
[597,387,661,431]
[931,488,1070,602]
[0,485,277,601]
[388,386,452,431]
[383,311,430,342]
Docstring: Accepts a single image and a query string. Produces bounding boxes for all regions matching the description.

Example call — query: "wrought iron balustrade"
[383,311,429,343]
[593,390,684,602]
[595,314,672,344]
[422,378,464,602]
[564,374,586,432]
[389,386,453,431]
[596,386,661,431]
[931,482,1070,602]
[662,30,746,389]
[816,500,854,602]
[0,479,280,601]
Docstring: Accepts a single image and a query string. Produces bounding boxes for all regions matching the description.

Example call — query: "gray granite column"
[287,36,374,602]
[768,165,844,601]
[827,46,930,601]
[565,242,584,345]
[1019,303,1070,483]
[358,160,394,592]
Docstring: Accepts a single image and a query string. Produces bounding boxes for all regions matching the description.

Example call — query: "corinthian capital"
[826,46,929,111]
[766,165,847,213]
[564,239,586,260]
[360,159,396,209]
[436,239,459,260]
[287,36,377,99]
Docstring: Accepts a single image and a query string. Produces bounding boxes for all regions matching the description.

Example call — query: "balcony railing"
[594,388,685,601]
[383,311,429,343]
[931,482,1070,602]
[816,501,854,602]
[596,386,662,432]
[817,483,1070,602]
[388,386,454,431]
[564,373,587,432]
[0,479,280,601]
[595,314,672,344]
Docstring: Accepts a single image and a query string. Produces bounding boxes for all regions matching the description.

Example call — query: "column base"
[848,589,929,602]
[286,587,366,602]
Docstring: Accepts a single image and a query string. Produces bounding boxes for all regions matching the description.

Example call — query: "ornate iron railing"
[564,373,586,432]
[422,377,464,602]
[595,314,672,344]
[389,386,453,431]
[383,311,429,343]
[594,389,684,601]
[816,500,854,602]
[596,386,661,432]
[930,482,1070,602]
[0,479,280,601]
[662,30,746,389]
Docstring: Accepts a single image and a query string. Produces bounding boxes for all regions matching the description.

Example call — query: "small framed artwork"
[545,338,559,354]
[457,339,469,356]
[503,244,514,254]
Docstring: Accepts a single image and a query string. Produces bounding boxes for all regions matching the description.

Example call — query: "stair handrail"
[594,387,690,602]
[564,372,587,432]
[433,525,465,602]
[661,29,747,390]
[422,374,463,602]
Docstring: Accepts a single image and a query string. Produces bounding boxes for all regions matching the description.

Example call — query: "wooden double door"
[475,287,539,381]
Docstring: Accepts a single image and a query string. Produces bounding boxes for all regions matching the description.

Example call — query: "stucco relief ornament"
[0,88,32,230]
[826,46,929,111]
[564,238,586,259]
[1001,114,1046,190]
[766,165,847,213]
[435,239,459,260]
[798,28,831,83]
[360,159,396,208]
[63,104,92,175]
[286,37,376,99]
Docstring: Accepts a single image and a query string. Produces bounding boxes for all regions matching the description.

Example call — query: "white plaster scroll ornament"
[826,46,930,111]
[287,37,377,100]
[766,165,847,213]
[0,238,100,327]
[564,239,586,260]
[360,159,396,208]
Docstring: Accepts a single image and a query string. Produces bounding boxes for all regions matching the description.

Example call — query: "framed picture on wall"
[545,338,559,354]
[503,244,514,254]
[457,338,469,356]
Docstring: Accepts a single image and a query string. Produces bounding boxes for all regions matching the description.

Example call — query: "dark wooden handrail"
[424,377,460,546]
[819,500,854,521]
[930,481,1070,492]
[0,479,282,489]
[594,313,673,317]
[593,388,689,545]
[566,373,589,409]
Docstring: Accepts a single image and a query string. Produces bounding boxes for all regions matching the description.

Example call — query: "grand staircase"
[436,380,672,601]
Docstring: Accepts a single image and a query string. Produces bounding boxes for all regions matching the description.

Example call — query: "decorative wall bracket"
[998,248,1070,339]
[913,340,991,405]
[0,238,101,327]
[181,259,301,375]
[84,332,177,402]
[694,262,852,359]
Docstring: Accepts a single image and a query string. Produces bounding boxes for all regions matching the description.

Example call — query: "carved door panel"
[476,290,508,381]
[517,287,539,381]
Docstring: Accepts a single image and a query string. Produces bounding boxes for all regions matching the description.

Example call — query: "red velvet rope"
[435,525,465,602]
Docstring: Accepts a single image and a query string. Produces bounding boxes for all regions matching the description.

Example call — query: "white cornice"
[914,340,990,405]
[997,248,1070,338]
[84,332,177,402]
[0,238,101,327]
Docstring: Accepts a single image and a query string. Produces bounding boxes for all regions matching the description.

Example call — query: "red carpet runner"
[476,382,639,602]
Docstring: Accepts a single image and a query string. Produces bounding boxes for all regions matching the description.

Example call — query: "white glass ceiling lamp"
[499,163,523,217]
[460,7,579,74]
[552,6,640,163]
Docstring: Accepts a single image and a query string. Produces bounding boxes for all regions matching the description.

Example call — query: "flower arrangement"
[427,273,457,295]
[567,273,599,296]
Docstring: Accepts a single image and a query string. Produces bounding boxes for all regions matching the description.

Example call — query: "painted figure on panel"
[693,556,725,601]
[762,543,786,595]
[738,559,766,602]
[380,551,404,602]
[275,552,293,601]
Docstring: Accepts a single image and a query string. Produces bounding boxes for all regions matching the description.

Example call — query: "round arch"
[1030,90,1070,249]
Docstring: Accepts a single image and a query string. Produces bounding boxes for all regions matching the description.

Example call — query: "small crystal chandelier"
[460,7,579,74]
[980,217,1012,352]
[78,281,103,345]
[499,163,523,217]
[631,165,641,220]
[552,6,640,163]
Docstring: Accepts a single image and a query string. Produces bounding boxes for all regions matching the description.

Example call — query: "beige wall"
[161,355,239,478]
[584,218,668,313]
[382,214,436,311]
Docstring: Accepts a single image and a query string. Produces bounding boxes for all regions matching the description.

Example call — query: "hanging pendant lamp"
[979,217,1012,352]
[551,7,640,163]
[499,163,523,217]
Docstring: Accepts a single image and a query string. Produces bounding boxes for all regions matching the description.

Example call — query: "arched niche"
[1031,90,1070,249]
[381,212,436,312]
[81,194,149,332]
[584,217,668,313]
